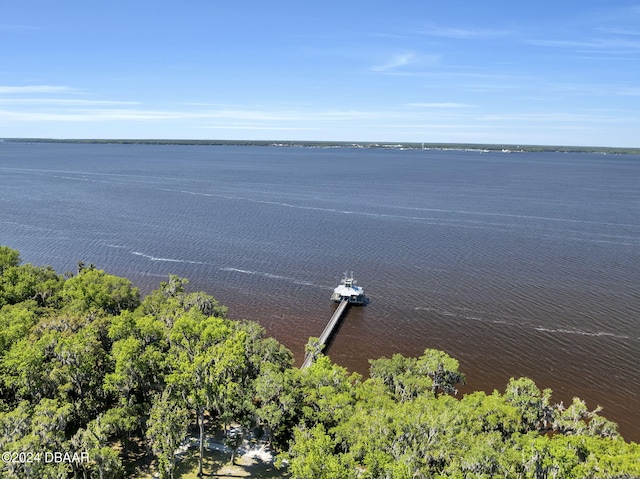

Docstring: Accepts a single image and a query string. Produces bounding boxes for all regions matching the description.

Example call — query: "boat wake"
[415,306,636,341]
[219,267,320,287]
[131,251,207,265]
[534,327,631,340]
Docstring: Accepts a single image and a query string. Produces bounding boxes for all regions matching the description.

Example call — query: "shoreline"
[3,137,640,155]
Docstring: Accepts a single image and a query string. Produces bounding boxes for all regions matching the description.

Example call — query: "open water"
[1,143,639,441]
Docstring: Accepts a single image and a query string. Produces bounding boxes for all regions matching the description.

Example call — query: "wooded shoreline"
[1,245,639,478]
[3,137,640,155]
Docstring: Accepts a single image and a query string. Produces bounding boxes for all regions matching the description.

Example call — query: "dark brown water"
[1,143,639,441]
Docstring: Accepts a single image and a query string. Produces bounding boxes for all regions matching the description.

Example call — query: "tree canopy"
[0,245,638,479]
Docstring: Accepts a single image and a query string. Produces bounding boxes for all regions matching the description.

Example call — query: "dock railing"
[301,298,349,369]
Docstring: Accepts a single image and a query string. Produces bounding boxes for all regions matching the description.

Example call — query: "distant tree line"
[1,245,639,478]
[3,138,640,155]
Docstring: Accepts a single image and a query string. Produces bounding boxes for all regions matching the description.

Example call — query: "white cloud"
[184,109,383,122]
[0,107,387,124]
[527,36,640,53]
[0,98,141,106]
[371,52,416,72]
[408,102,474,109]
[0,109,190,122]
[474,111,620,124]
[200,125,320,131]
[418,23,511,39]
[597,27,640,37]
[0,85,73,94]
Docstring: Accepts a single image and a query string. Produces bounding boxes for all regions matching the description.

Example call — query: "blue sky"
[1,1,640,146]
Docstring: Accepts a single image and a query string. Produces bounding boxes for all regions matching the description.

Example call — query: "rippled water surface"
[1,143,639,440]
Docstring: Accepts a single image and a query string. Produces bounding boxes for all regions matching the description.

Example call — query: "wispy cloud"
[0,85,74,94]
[597,27,640,37]
[0,106,388,124]
[189,109,383,122]
[474,111,628,125]
[0,109,186,122]
[528,37,640,51]
[418,23,511,39]
[371,52,417,72]
[200,125,320,131]
[0,98,141,106]
[407,102,474,109]
[1,95,635,147]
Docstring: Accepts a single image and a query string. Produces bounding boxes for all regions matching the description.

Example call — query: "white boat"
[331,272,367,305]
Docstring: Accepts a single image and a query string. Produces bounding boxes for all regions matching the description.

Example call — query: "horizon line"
[2,137,639,153]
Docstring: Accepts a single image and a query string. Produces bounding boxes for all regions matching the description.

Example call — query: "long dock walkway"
[301,298,350,369]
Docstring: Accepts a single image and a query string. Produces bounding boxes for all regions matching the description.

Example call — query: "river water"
[1,143,639,440]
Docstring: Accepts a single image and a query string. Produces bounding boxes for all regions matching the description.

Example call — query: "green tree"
[1,333,56,403]
[415,348,466,396]
[49,324,111,423]
[459,390,521,438]
[102,405,141,462]
[0,263,62,308]
[107,310,168,397]
[0,398,75,479]
[303,336,323,365]
[369,349,465,401]
[553,397,619,438]
[369,353,427,402]
[71,416,124,479]
[284,424,354,479]
[504,376,555,432]
[61,268,140,318]
[146,390,190,479]
[165,310,246,476]
[0,302,39,356]
[298,355,360,429]
[0,245,20,275]
[254,363,302,449]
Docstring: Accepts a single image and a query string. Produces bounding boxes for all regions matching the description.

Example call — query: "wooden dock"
[301,298,350,369]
